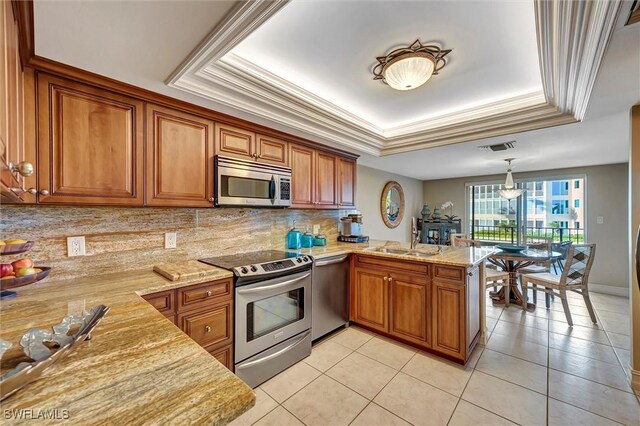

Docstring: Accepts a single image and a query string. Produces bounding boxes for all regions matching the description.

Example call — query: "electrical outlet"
[165,232,177,249]
[67,236,86,257]
[596,216,604,224]
[313,224,320,235]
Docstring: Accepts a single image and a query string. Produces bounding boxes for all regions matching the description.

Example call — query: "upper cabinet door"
[290,144,315,208]
[337,157,356,208]
[215,123,255,160]
[37,74,144,205]
[146,104,214,207]
[256,134,288,166]
[315,151,337,208]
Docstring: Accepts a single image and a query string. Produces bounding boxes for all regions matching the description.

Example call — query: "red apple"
[0,263,13,278]
[15,267,37,277]
[11,258,33,270]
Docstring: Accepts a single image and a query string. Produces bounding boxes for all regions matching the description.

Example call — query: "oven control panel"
[233,256,312,278]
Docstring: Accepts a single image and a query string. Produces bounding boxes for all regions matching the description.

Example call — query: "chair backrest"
[524,237,552,251]
[560,243,596,287]
[554,241,573,259]
[452,237,481,248]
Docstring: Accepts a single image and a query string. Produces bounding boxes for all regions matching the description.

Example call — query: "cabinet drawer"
[208,344,233,371]
[355,255,429,276]
[142,290,175,315]
[179,302,232,348]
[432,265,465,284]
[177,278,232,311]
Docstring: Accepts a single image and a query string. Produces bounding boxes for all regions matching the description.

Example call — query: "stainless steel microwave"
[214,156,292,207]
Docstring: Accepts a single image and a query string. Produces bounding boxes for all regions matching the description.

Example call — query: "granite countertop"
[0,265,254,425]
[293,239,495,267]
[0,240,492,423]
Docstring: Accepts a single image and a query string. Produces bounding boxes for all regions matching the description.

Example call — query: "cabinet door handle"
[40,189,50,196]
[208,197,214,202]
[205,325,212,333]
[205,290,212,297]
[389,277,393,283]
[383,276,388,281]
[9,161,34,177]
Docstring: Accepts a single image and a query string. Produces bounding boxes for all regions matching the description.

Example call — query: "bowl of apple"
[0,258,51,290]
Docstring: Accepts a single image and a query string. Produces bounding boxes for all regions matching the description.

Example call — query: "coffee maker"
[338,214,369,243]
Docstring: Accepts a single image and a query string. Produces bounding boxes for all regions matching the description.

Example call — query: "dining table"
[488,247,563,310]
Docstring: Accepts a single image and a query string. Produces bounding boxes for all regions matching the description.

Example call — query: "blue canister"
[313,234,327,246]
[301,226,314,248]
[287,225,301,250]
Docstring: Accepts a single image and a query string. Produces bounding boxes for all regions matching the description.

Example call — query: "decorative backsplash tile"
[1,206,342,280]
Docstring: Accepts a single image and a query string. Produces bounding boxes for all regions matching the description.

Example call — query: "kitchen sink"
[365,247,435,257]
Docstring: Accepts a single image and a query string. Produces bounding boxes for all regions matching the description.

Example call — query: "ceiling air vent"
[478,141,516,152]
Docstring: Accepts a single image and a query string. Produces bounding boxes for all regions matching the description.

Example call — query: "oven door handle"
[237,273,311,294]
[236,331,311,370]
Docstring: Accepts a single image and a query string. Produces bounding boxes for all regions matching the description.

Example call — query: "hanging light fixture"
[373,39,451,91]
[497,159,524,200]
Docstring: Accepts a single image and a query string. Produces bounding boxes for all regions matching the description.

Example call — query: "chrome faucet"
[411,217,421,249]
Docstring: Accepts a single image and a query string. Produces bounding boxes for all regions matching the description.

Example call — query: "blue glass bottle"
[287,222,302,249]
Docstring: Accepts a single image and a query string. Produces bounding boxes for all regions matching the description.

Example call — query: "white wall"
[423,163,629,290]
[356,165,424,242]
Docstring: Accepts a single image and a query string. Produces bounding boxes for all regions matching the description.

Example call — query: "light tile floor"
[230,291,639,426]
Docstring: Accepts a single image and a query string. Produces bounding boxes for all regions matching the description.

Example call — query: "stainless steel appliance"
[214,156,291,207]
[199,251,312,387]
[312,255,350,341]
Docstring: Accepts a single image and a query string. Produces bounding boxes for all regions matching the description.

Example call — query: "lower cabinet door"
[352,267,388,332]
[208,344,233,371]
[389,273,429,345]
[431,280,466,360]
[178,302,232,349]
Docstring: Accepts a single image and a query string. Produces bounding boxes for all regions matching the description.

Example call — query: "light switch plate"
[67,236,86,257]
[165,232,177,249]
[596,216,604,224]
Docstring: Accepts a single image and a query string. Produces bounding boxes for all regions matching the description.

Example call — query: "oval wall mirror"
[380,181,405,228]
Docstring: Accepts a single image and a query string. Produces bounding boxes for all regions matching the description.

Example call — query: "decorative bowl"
[496,245,526,253]
[0,241,35,255]
[0,267,52,290]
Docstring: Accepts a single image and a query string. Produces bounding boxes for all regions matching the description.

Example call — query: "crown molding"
[168,0,620,157]
[535,0,622,120]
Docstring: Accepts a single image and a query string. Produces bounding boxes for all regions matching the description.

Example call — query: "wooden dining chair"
[521,243,597,326]
[451,235,481,248]
[518,237,553,305]
[485,268,511,306]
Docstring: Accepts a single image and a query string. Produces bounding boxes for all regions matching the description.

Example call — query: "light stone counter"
[0,240,493,424]
[0,265,253,425]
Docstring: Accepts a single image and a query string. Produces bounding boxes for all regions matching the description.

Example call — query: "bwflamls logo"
[4,409,70,420]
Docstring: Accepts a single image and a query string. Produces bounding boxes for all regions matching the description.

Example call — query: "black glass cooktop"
[199,250,299,270]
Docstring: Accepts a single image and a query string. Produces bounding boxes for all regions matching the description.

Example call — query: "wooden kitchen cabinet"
[36,74,144,205]
[146,104,214,207]
[351,256,479,364]
[389,272,429,346]
[290,145,338,209]
[290,144,315,207]
[255,134,288,165]
[337,156,356,208]
[215,123,255,159]
[1,0,27,203]
[142,277,234,371]
[351,267,389,333]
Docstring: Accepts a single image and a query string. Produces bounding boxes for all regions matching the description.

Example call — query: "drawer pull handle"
[205,325,212,333]
[205,290,212,297]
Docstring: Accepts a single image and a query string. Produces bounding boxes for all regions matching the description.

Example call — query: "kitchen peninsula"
[0,240,491,424]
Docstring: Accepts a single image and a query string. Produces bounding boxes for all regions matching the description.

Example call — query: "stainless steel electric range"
[199,250,313,388]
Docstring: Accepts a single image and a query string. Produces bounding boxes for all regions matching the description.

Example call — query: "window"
[536,220,544,228]
[558,221,569,228]
[535,182,543,191]
[575,221,580,229]
[552,200,569,214]
[574,181,580,189]
[551,181,569,196]
[574,199,580,208]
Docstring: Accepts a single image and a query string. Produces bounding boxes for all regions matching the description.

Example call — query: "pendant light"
[497,159,524,199]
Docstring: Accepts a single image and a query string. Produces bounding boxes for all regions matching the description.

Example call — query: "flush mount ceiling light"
[373,39,451,91]
[497,158,524,200]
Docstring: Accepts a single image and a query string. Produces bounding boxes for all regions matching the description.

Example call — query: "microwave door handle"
[269,175,276,203]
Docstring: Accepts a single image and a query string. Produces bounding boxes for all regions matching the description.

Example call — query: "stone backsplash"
[1,206,344,280]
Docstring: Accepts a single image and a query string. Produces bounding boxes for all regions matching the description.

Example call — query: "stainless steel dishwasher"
[312,254,350,341]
